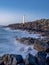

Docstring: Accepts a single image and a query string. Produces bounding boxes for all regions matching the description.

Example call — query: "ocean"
[0,27,44,58]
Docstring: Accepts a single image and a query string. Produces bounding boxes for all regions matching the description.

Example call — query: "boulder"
[34,40,49,51]
[47,41,49,45]
[36,51,47,65]
[1,54,24,65]
[2,54,12,65]
[0,53,49,65]
[45,48,49,53]
[10,54,24,64]
[16,37,35,45]
[36,51,47,59]
[17,63,25,65]
[46,57,49,65]
[0,62,4,65]
[25,53,39,65]
[0,57,4,65]
[11,57,17,65]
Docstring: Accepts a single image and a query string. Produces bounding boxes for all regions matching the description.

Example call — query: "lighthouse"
[22,16,25,24]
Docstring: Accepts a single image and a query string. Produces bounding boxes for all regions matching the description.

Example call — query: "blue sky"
[0,0,49,25]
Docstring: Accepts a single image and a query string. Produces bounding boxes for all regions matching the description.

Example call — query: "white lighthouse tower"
[22,16,25,24]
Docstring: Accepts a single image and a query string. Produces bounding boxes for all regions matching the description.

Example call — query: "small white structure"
[22,16,25,24]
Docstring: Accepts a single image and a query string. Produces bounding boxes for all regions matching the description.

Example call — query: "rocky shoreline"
[16,37,49,52]
[2,19,49,65]
[16,37,35,45]
[7,19,49,53]
[0,52,49,65]
[6,19,49,36]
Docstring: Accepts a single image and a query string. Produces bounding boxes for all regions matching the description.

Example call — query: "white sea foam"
[0,28,45,58]
[13,40,38,59]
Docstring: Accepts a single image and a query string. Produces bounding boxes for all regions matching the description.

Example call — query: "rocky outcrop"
[25,53,39,65]
[45,48,49,53]
[16,37,35,45]
[7,19,49,35]
[47,41,49,45]
[34,40,49,51]
[46,57,49,65]
[0,53,49,65]
[0,54,24,65]
[36,51,47,65]
[16,37,49,51]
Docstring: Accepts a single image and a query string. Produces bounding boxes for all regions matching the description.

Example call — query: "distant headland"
[5,19,49,36]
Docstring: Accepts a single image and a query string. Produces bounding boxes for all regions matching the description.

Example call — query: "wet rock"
[1,54,24,65]
[2,54,12,65]
[46,57,49,65]
[0,57,4,65]
[11,57,17,65]
[34,40,49,51]
[25,53,39,65]
[36,51,47,65]
[36,51,47,59]
[45,48,49,53]
[16,37,35,45]
[28,54,39,65]
[10,54,24,64]
[0,62,4,65]
[0,53,49,65]
[18,63,25,65]
[47,41,49,45]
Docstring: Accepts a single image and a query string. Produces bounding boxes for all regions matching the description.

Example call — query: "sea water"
[0,27,45,58]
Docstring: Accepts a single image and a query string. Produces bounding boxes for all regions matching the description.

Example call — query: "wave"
[0,27,45,58]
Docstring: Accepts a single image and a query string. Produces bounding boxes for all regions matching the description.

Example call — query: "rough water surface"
[0,27,45,58]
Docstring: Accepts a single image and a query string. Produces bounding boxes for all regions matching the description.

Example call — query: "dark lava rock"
[36,51,47,65]
[25,53,39,65]
[16,37,35,45]
[46,57,49,65]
